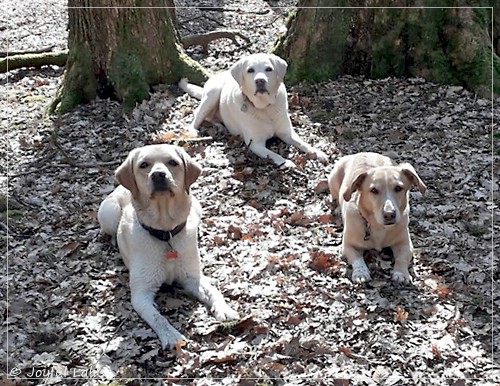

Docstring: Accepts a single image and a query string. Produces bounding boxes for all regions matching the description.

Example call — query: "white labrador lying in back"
[98,144,238,349]
[179,53,328,168]
[328,152,426,284]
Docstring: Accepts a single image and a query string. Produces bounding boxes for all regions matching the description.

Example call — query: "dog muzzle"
[150,170,174,195]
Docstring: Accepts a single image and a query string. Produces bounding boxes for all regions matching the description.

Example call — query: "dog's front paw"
[311,149,329,164]
[212,302,240,322]
[279,160,297,169]
[184,124,198,135]
[158,329,187,351]
[351,260,372,283]
[392,271,412,284]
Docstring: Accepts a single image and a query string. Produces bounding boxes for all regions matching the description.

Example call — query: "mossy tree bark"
[48,0,208,114]
[274,0,499,97]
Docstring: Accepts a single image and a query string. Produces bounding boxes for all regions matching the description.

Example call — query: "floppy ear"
[342,171,367,201]
[176,147,202,193]
[400,163,427,194]
[269,54,288,82]
[115,149,140,198]
[230,56,247,87]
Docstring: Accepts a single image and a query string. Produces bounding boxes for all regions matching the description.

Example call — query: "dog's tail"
[179,78,204,100]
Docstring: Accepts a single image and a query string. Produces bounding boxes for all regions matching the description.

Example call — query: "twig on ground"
[50,127,77,166]
[196,7,271,15]
[0,45,56,58]
[181,30,251,54]
[0,221,11,234]
[177,136,214,143]
[0,50,68,73]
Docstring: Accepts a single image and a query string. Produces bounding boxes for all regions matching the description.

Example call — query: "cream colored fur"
[179,53,328,168]
[98,144,238,349]
[328,152,426,284]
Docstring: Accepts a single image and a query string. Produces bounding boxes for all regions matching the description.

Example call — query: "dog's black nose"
[383,210,396,222]
[255,78,266,87]
[151,171,166,182]
[151,171,169,192]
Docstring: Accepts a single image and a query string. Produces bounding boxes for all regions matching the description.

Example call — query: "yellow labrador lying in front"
[98,144,239,349]
[179,53,327,168]
[328,152,426,284]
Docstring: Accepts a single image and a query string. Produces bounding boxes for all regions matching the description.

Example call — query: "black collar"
[140,221,186,242]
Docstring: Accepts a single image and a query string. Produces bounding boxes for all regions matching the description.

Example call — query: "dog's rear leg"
[130,287,186,350]
[182,275,239,321]
[97,196,122,237]
[191,87,222,130]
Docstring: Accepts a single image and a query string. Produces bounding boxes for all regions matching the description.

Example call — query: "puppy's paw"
[351,260,372,283]
[278,160,296,169]
[212,302,240,322]
[184,124,198,135]
[178,77,189,89]
[392,271,412,284]
[159,329,188,351]
[311,149,329,164]
[213,122,226,131]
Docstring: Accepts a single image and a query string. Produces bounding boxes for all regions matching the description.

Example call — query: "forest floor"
[1,1,500,385]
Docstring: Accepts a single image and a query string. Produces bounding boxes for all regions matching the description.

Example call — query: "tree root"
[0,45,57,58]
[0,50,68,73]
[181,29,250,54]
[0,29,249,73]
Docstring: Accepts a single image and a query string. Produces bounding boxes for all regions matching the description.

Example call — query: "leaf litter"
[1,0,500,385]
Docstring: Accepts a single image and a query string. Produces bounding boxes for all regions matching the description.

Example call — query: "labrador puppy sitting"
[98,144,239,349]
[179,53,328,168]
[328,152,426,284]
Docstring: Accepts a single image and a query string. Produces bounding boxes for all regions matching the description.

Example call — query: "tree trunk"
[48,0,208,114]
[274,0,499,97]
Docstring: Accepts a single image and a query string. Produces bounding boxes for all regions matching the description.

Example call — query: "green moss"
[109,47,150,112]
[172,46,210,84]
[23,95,47,102]
[370,8,407,78]
[48,7,207,114]
[277,4,499,97]
[271,8,297,56]
[458,43,494,96]
[494,130,500,154]
[107,15,207,111]
[47,43,96,115]
[3,210,23,218]
[279,6,353,84]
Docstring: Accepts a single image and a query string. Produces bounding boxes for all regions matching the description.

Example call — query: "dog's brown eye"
[395,185,403,192]
[168,159,179,167]
[265,67,273,72]
[139,161,149,169]
[370,187,378,194]
[247,68,255,73]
